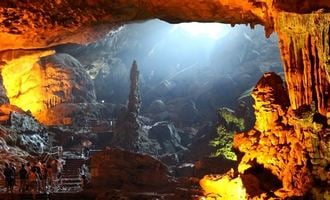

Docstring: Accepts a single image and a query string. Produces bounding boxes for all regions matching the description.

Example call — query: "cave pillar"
[274,12,330,117]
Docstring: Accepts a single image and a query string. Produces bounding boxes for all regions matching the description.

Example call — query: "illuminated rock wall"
[1,52,95,125]
[0,0,271,50]
[1,50,55,118]
[235,72,329,198]
[274,12,330,117]
[201,72,329,199]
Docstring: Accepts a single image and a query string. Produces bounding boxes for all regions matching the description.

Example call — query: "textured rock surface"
[1,52,95,124]
[0,124,37,172]
[233,72,329,198]
[0,1,327,199]
[111,61,141,151]
[0,74,9,105]
[0,0,269,50]
[201,72,329,199]
[274,12,330,117]
[148,121,187,155]
[90,148,170,191]
[0,0,327,50]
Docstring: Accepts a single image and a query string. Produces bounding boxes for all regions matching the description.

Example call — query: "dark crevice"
[307,34,318,111]
[242,162,283,197]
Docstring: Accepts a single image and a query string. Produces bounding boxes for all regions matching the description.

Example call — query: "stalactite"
[274,12,330,116]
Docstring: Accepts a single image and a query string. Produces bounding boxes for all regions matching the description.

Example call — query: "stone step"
[61,178,81,183]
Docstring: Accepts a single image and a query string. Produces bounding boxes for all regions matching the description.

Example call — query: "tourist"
[28,166,40,199]
[82,146,90,158]
[37,161,47,192]
[3,163,14,193]
[18,164,28,193]
[46,163,53,191]
[9,163,16,187]
[79,164,89,188]
[25,162,31,191]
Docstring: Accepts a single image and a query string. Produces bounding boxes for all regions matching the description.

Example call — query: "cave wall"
[275,12,330,117]
[0,51,95,124]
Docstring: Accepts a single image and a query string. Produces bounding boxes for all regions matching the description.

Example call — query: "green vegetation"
[210,108,245,161]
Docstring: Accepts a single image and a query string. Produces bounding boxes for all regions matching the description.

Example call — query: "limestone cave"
[0,0,328,200]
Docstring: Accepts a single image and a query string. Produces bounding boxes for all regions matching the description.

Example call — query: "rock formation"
[148,121,187,155]
[127,60,141,127]
[111,61,142,151]
[0,52,95,125]
[274,12,330,117]
[201,72,329,199]
[90,148,170,190]
[0,0,328,50]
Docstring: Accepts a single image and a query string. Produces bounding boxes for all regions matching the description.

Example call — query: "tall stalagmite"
[127,60,141,129]
[111,61,141,151]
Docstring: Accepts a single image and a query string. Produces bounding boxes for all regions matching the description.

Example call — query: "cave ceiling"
[0,0,328,50]
[0,0,328,117]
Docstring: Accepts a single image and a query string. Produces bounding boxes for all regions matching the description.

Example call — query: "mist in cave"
[56,19,283,127]
[40,19,284,168]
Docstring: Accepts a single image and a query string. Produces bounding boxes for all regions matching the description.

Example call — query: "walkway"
[0,150,89,199]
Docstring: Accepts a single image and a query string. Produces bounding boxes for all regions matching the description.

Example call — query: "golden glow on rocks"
[1,51,55,121]
[200,174,247,200]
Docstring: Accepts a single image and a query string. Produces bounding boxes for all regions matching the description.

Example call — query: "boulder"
[9,111,49,154]
[148,121,187,155]
[17,134,47,154]
[10,112,45,133]
[147,99,166,114]
[90,148,170,191]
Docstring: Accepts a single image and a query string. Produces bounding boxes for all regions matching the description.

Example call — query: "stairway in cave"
[0,154,87,198]
[60,157,86,192]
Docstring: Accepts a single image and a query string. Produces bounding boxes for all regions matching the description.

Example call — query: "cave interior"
[0,0,328,200]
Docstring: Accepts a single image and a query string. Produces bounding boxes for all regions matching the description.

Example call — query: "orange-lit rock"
[1,50,55,119]
[201,72,329,199]
[1,52,95,124]
[0,104,25,123]
[200,173,247,200]
[233,73,329,198]
[0,0,273,50]
[252,72,289,132]
[274,12,330,117]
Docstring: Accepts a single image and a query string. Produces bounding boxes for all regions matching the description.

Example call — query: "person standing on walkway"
[28,166,40,199]
[3,163,14,193]
[9,163,16,188]
[18,164,28,193]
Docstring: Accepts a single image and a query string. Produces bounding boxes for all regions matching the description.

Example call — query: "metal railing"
[42,146,63,163]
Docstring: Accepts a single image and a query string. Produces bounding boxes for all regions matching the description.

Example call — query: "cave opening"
[0,19,284,161]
